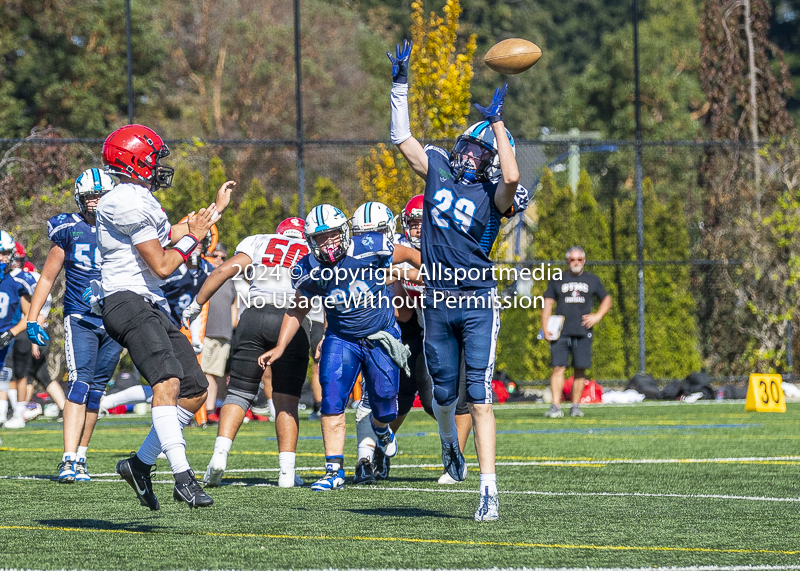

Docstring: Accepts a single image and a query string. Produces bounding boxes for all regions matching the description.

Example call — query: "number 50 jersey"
[234,233,310,306]
[47,213,101,316]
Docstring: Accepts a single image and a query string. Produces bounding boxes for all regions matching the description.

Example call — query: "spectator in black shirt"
[541,246,612,418]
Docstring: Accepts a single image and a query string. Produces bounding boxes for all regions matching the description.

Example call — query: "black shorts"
[229,304,310,400]
[10,332,51,384]
[550,335,593,369]
[398,316,432,416]
[101,291,208,398]
[309,319,324,364]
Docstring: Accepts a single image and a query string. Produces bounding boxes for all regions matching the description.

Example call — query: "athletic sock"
[8,389,17,411]
[325,455,344,473]
[267,398,275,419]
[278,451,296,473]
[214,436,233,457]
[63,452,76,462]
[313,401,321,414]
[0,399,7,421]
[77,446,88,461]
[432,400,458,443]
[356,412,376,462]
[480,473,498,496]
[151,405,190,475]
[102,385,153,409]
[137,406,195,466]
[16,401,27,417]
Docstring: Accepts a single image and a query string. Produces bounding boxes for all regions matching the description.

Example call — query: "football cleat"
[23,402,43,421]
[202,453,227,487]
[570,404,584,417]
[372,447,390,481]
[474,489,499,522]
[278,470,304,488]
[4,414,25,429]
[173,470,213,508]
[57,459,76,483]
[440,439,467,483]
[437,471,465,485]
[74,459,91,482]
[544,404,564,418]
[116,455,160,511]
[353,458,376,485]
[374,427,397,458]
[311,466,345,491]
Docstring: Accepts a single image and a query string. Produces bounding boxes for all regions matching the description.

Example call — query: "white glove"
[192,341,204,355]
[182,300,202,328]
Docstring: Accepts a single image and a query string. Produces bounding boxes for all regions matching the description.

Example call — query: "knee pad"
[433,384,457,407]
[227,374,259,402]
[223,392,252,413]
[86,389,104,411]
[66,380,91,405]
[467,381,489,403]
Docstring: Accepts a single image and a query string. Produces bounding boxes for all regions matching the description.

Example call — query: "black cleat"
[116,455,160,511]
[373,447,391,481]
[173,470,214,508]
[353,458,376,485]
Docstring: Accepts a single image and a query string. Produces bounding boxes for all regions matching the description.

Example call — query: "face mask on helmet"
[305,205,351,264]
[102,125,175,192]
[449,122,515,184]
[75,168,116,219]
[401,195,424,248]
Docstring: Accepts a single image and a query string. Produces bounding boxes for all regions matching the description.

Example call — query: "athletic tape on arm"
[390,83,411,145]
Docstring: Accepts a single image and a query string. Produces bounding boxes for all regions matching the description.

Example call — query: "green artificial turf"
[2,401,800,570]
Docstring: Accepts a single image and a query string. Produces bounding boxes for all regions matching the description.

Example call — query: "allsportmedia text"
[237,290,545,311]
[282,262,562,286]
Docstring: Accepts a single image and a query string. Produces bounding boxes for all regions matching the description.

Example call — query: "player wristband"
[173,234,200,262]
[390,83,411,145]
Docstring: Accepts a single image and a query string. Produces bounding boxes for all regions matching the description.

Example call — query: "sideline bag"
[625,373,660,400]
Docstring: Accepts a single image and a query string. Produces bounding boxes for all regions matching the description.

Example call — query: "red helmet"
[276,217,305,239]
[102,124,174,191]
[401,194,424,248]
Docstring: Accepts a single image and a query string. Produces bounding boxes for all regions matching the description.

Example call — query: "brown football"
[483,38,542,75]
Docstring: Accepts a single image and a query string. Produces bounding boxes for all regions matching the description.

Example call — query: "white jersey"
[235,233,310,308]
[95,183,171,308]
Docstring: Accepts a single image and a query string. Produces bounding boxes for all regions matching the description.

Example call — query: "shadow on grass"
[345,507,455,519]
[39,519,165,532]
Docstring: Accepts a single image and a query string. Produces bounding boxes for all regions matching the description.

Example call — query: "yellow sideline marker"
[745,373,786,413]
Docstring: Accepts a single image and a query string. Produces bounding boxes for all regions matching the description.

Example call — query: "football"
[483,38,542,75]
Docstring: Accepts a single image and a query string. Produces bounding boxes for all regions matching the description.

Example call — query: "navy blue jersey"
[48,213,101,316]
[421,146,503,291]
[160,259,214,327]
[293,231,394,339]
[0,270,34,333]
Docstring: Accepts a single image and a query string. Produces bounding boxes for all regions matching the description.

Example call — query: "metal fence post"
[633,0,646,373]
[294,0,305,217]
[125,0,134,124]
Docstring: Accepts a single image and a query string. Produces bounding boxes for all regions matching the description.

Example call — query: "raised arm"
[389,40,429,179]
[169,180,235,244]
[473,84,520,213]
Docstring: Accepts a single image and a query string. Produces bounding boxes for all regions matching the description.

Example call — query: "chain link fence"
[1,136,793,389]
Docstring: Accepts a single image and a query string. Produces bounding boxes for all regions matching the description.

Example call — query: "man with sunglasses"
[541,246,612,418]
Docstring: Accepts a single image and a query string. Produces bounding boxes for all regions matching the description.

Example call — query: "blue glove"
[82,286,92,304]
[474,83,508,124]
[387,39,413,84]
[27,321,49,345]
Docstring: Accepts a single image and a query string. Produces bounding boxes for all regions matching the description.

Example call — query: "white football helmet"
[351,202,396,237]
[305,204,351,264]
[75,168,116,217]
[0,230,14,253]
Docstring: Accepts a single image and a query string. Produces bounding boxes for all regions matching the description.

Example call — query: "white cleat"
[474,490,499,522]
[438,471,463,485]
[4,415,25,429]
[202,454,227,487]
[278,470,304,488]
